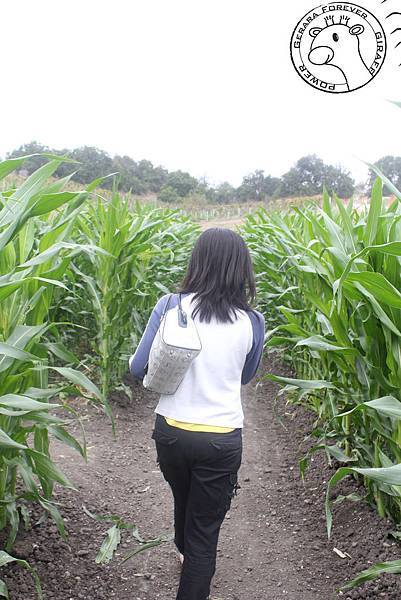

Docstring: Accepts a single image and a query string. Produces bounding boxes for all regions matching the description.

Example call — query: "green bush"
[158,185,181,203]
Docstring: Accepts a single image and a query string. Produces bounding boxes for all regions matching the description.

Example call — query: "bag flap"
[162,305,202,350]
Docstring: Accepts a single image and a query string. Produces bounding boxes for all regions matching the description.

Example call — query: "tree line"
[6,142,398,203]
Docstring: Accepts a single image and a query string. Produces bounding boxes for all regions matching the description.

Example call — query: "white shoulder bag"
[143,293,202,395]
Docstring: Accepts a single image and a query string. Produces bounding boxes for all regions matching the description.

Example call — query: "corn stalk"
[0,156,109,598]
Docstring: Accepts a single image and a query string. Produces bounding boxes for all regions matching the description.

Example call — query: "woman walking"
[129,227,265,600]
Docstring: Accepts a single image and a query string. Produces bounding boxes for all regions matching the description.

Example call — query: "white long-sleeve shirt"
[129,292,265,429]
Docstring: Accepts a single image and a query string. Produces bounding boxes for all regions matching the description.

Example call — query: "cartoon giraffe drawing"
[308,15,371,91]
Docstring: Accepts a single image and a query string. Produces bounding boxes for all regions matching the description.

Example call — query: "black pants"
[151,413,242,600]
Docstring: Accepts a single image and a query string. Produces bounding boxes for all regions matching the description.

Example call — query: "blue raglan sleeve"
[241,310,265,385]
[128,294,170,380]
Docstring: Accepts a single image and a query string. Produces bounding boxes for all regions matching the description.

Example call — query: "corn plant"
[240,170,401,591]
[238,101,401,594]
[54,189,200,399]
[0,551,43,599]
[0,156,109,598]
[241,178,401,521]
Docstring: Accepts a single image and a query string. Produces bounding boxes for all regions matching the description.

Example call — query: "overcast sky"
[2,0,401,186]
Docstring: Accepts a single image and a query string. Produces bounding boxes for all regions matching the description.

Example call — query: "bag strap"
[177,292,187,327]
[161,292,188,327]
[160,293,173,321]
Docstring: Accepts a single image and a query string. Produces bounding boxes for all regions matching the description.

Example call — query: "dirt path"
[199,218,244,231]
[3,353,401,599]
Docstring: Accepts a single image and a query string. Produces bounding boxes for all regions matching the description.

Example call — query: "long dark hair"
[176,228,257,324]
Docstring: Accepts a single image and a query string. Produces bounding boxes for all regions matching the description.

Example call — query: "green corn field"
[241,176,401,536]
[53,187,200,402]
[0,155,199,597]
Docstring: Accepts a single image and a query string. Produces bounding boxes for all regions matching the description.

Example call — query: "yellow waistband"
[164,417,235,433]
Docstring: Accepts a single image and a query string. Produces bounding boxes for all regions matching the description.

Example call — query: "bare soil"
[2,352,401,600]
[199,219,244,231]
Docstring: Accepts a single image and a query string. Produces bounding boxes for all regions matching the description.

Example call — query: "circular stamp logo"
[290,2,387,93]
